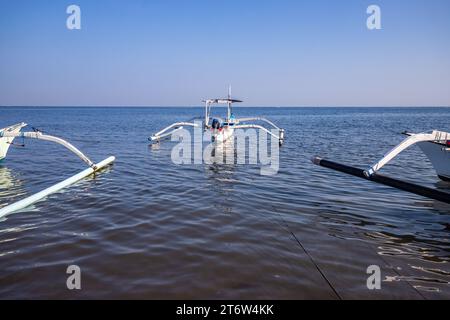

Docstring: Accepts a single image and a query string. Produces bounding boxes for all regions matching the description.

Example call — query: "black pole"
[312,156,450,205]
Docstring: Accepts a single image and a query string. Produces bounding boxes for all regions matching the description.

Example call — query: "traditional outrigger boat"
[0,123,115,218]
[149,90,285,146]
[312,130,450,204]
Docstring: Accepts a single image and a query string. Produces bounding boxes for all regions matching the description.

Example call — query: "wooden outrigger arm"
[149,122,200,142]
[311,130,450,204]
[312,156,450,204]
[235,117,285,145]
[234,124,285,142]
[1,123,96,169]
[365,130,450,177]
[0,123,115,218]
[236,117,281,130]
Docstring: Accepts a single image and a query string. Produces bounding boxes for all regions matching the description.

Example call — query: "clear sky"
[0,0,449,106]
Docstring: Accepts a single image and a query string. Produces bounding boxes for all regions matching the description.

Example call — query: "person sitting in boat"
[211,118,221,129]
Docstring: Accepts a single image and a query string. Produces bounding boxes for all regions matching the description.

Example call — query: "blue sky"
[0,0,449,106]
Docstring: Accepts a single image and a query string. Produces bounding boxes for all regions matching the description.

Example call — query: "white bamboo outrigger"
[364,130,450,180]
[149,89,285,146]
[0,123,115,218]
[312,130,450,204]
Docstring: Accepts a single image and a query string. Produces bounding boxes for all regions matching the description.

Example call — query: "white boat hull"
[0,123,26,160]
[212,127,234,143]
[418,141,450,181]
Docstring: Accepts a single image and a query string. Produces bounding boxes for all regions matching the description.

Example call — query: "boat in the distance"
[149,88,285,146]
[0,122,115,218]
[312,130,450,204]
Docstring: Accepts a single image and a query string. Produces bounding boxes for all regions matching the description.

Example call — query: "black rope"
[6,134,25,147]
[7,141,25,147]
[273,208,342,300]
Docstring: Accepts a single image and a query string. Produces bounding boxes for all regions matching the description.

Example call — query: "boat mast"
[227,85,232,120]
[205,100,210,129]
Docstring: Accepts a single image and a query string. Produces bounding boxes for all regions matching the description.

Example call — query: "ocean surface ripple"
[0,107,449,299]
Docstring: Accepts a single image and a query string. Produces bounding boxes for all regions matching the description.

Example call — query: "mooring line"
[273,208,342,300]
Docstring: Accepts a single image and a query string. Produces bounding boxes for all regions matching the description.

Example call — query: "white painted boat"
[413,132,450,181]
[0,123,115,218]
[365,130,450,180]
[312,130,450,204]
[149,88,285,146]
[0,123,26,161]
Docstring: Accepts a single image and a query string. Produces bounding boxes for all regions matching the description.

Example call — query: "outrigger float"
[149,90,285,146]
[0,123,115,218]
[312,130,450,204]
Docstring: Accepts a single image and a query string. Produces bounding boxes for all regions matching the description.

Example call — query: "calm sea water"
[0,107,449,299]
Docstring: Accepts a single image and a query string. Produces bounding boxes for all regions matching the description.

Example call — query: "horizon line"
[1,105,450,108]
